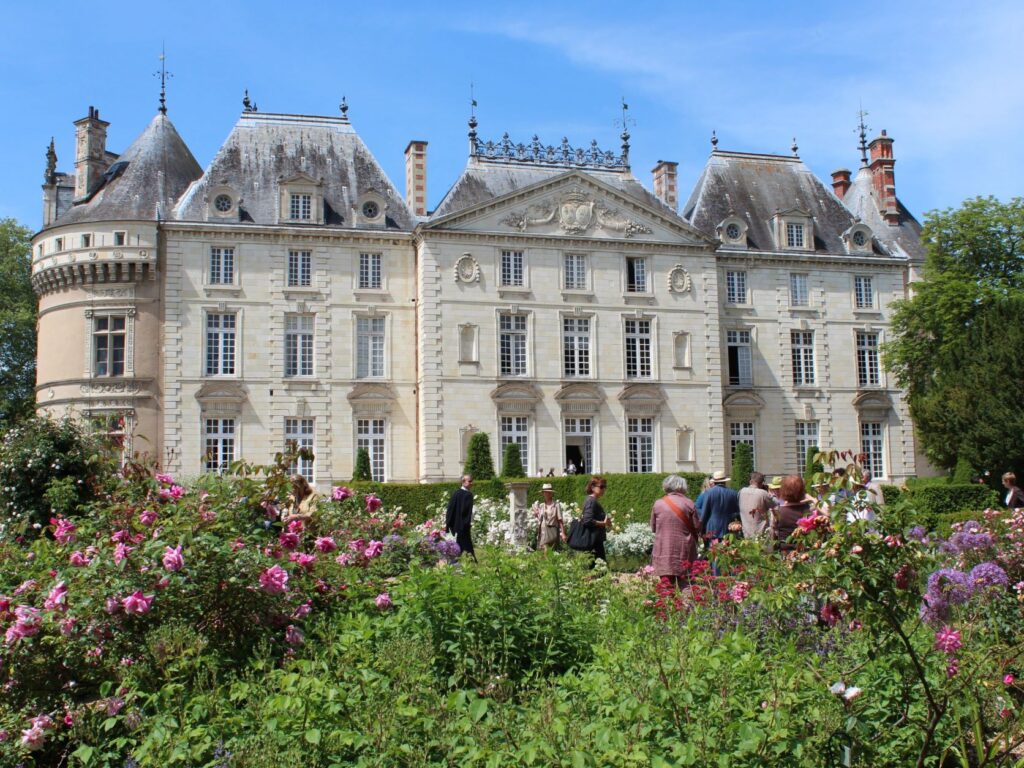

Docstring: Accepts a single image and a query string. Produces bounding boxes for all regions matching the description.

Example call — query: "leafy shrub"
[803,444,822,485]
[501,442,525,478]
[729,442,754,490]
[605,521,654,557]
[352,447,372,481]
[463,431,495,480]
[952,454,975,483]
[908,484,999,529]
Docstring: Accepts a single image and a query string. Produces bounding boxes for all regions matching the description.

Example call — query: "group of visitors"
[535,459,583,477]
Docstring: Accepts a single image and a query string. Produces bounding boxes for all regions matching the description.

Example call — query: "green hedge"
[347,472,710,525]
[908,485,999,528]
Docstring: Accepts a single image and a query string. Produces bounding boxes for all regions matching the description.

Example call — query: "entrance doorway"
[565,443,584,475]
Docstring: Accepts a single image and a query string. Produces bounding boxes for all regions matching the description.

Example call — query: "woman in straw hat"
[532,483,565,550]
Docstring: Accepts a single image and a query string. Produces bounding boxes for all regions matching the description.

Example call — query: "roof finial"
[468,82,479,155]
[857,103,870,166]
[791,137,799,157]
[616,97,633,166]
[711,130,719,150]
[339,96,349,121]
[154,44,172,115]
[45,137,57,184]
[242,89,256,113]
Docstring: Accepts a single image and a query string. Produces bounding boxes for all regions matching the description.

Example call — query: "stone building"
[31,100,927,483]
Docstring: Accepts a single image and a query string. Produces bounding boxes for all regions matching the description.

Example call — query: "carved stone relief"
[500,188,653,238]
[454,253,480,283]
[667,265,692,293]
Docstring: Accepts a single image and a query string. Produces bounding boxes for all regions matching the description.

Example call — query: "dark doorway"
[565,444,584,475]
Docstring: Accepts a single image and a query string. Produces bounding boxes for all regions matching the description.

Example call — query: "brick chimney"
[868,130,899,225]
[73,106,110,199]
[651,160,678,211]
[830,168,851,200]
[404,140,428,217]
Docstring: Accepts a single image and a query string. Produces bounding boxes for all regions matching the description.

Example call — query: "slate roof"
[841,166,925,261]
[682,150,893,257]
[174,112,414,229]
[50,113,202,228]
[431,155,678,222]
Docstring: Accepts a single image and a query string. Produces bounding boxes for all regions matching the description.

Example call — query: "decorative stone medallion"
[454,253,480,283]
[667,265,692,293]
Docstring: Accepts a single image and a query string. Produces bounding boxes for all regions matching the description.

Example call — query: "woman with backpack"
[651,475,703,589]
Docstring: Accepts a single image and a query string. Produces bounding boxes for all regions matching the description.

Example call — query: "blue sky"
[2,0,1021,231]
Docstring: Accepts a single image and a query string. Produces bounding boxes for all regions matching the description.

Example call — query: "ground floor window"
[627,417,654,473]
[285,417,315,480]
[500,415,530,475]
[89,411,132,462]
[795,421,819,473]
[729,421,755,464]
[564,417,593,475]
[204,418,236,473]
[356,418,386,481]
[860,422,885,478]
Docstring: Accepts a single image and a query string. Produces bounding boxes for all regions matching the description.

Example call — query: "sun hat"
[711,470,730,484]
[541,483,554,491]
[768,476,782,490]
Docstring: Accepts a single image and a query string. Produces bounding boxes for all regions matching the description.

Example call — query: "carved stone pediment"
[347,382,396,414]
[195,381,248,415]
[618,383,665,414]
[278,172,323,187]
[723,390,766,416]
[500,187,653,238]
[490,382,542,414]
[554,383,605,414]
[852,390,892,418]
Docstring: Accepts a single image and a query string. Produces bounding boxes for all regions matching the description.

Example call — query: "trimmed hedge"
[880,483,999,531]
[348,472,710,526]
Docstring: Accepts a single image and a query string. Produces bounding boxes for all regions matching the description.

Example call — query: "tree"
[353,447,373,481]
[501,442,525,479]
[729,443,754,491]
[885,196,1024,474]
[0,219,37,427]
[463,432,495,480]
[803,446,822,486]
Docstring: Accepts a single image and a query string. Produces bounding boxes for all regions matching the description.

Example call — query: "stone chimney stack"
[651,160,678,211]
[404,140,428,217]
[830,168,852,200]
[73,106,110,199]
[868,129,899,226]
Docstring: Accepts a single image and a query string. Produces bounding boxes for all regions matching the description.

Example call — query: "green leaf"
[71,744,95,765]
[469,698,488,723]
[305,727,322,745]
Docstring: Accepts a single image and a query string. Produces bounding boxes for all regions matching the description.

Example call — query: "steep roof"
[51,113,202,227]
[842,166,925,261]
[174,112,414,229]
[682,150,891,256]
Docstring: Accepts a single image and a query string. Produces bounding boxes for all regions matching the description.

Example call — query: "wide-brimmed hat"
[541,483,554,491]
[711,470,730,484]
[768,476,782,490]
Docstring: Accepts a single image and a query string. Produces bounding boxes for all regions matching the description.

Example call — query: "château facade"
[31,100,928,483]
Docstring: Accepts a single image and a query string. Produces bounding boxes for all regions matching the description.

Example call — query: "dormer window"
[357,192,386,227]
[290,194,312,220]
[717,216,747,249]
[361,201,379,219]
[209,186,238,220]
[771,209,813,252]
[786,223,805,248]
[278,174,324,225]
[842,223,873,254]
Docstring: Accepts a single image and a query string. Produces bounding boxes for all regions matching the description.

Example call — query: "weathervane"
[242,89,258,113]
[340,95,349,120]
[791,137,799,157]
[857,104,870,166]
[468,81,479,153]
[615,97,635,164]
[154,45,172,115]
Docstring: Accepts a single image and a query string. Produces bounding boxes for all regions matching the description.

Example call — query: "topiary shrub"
[803,446,823,486]
[952,455,974,484]
[729,443,754,491]
[464,432,495,480]
[502,442,525,478]
[0,415,110,537]
[353,447,373,481]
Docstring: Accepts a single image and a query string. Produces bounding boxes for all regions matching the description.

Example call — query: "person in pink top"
[650,475,703,588]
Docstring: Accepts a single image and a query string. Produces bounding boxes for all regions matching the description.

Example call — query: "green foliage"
[501,441,525,478]
[803,445,822,485]
[885,197,1024,474]
[0,219,37,427]
[352,447,372,481]
[729,442,754,490]
[463,431,495,480]
[952,455,975,484]
[906,484,999,529]
[0,415,110,536]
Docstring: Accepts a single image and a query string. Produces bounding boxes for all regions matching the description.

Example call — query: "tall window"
[791,330,816,386]
[285,315,314,377]
[795,421,819,473]
[563,253,587,290]
[786,223,805,248]
[209,247,235,285]
[789,273,809,306]
[204,418,235,473]
[564,417,593,474]
[356,418,385,481]
[855,276,874,309]
[500,416,529,475]
[287,250,312,287]
[205,313,236,376]
[627,417,654,473]
[500,250,524,287]
[285,417,315,479]
[729,421,755,462]
[726,270,747,304]
[562,318,591,377]
[499,314,527,376]
[289,194,312,221]
[626,257,648,293]
[93,315,126,377]
[359,252,382,289]
[856,332,880,386]
[726,330,752,386]
[624,319,652,378]
[860,422,885,478]
[356,316,385,378]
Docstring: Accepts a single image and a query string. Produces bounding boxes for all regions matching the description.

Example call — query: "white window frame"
[92,314,127,377]
[729,421,755,464]
[289,193,312,221]
[726,329,752,387]
[358,252,383,290]
[500,249,524,287]
[856,331,880,387]
[624,318,653,379]
[209,246,235,285]
[500,415,530,475]
[285,314,315,377]
[205,312,237,376]
[627,417,655,473]
[203,417,236,474]
[285,417,315,480]
[563,252,588,291]
[795,421,819,473]
[356,315,386,379]
[726,270,747,304]
[791,330,816,386]
[287,250,312,288]
[498,313,528,376]
[789,273,809,307]
[860,421,885,478]
[356,418,387,482]
[626,256,649,293]
[786,222,805,249]
[854,276,875,309]
[563,417,594,475]
[562,317,591,378]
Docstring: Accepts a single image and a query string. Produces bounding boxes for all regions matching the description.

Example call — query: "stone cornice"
[715,249,907,269]
[415,228,712,255]
[160,221,412,247]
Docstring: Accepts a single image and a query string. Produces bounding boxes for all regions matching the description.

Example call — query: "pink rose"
[259,564,289,594]
[111,528,130,543]
[14,579,37,595]
[139,509,158,526]
[348,538,366,553]
[796,515,819,534]
[104,597,122,615]
[21,726,45,750]
[162,545,184,572]
[231,538,246,551]
[315,536,337,553]
[113,543,133,565]
[935,626,962,655]
[365,494,383,514]
[279,532,300,551]
[169,485,185,500]
[155,472,174,485]
[69,551,91,567]
[292,601,312,619]
[727,581,750,603]
[121,591,154,615]
[335,553,352,566]
[51,517,76,545]
[364,540,384,559]
[284,624,305,646]
[1005,674,1016,685]
[332,485,354,502]
[44,582,68,612]
[289,552,317,570]
[286,519,305,534]
[375,592,392,610]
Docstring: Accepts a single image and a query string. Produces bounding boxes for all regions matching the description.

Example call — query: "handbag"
[566,518,597,551]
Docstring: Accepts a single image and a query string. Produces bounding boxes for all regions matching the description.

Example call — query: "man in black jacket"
[446,475,477,561]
